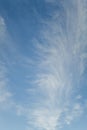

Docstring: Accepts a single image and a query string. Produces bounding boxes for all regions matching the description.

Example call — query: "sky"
[0,0,87,130]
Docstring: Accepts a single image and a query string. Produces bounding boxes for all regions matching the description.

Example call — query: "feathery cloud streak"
[26,0,87,130]
[0,1,87,130]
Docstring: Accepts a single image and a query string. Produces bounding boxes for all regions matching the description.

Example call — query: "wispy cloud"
[25,0,87,130]
[0,17,11,107]
[0,15,33,116]
[0,16,17,110]
[0,16,7,40]
[0,63,12,110]
[0,1,87,130]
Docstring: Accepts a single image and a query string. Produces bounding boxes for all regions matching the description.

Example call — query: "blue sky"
[0,0,87,130]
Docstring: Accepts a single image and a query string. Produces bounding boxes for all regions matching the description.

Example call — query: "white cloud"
[0,64,12,110]
[0,1,86,130]
[32,108,61,130]
[0,17,13,108]
[65,103,83,125]
[0,87,11,103]
[0,16,8,43]
[26,0,87,130]
[76,95,82,100]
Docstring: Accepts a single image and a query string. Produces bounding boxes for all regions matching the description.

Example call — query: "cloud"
[0,64,12,110]
[0,87,11,103]
[0,1,87,130]
[0,16,7,39]
[76,95,82,100]
[25,0,87,130]
[65,103,83,125]
[0,16,15,110]
[0,15,36,118]
[31,108,61,130]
